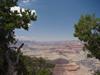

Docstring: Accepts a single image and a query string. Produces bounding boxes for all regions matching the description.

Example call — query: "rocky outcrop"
[65,63,80,71]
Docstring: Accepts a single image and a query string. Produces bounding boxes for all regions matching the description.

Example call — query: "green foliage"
[74,14,100,59]
[20,56,54,75]
[94,71,100,75]
[0,0,38,75]
[0,0,54,75]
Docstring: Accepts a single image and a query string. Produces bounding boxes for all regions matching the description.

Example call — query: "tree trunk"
[7,64,17,75]
[6,43,24,75]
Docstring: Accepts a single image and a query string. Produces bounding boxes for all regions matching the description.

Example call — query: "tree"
[22,57,54,75]
[74,14,100,59]
[94,71,100,75]
[74,14,100,74]
[0,0,37,75]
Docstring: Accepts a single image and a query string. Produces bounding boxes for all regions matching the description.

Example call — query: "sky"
[16,0,100,41]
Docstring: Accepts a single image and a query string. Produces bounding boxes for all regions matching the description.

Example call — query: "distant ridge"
[18,40,81,45]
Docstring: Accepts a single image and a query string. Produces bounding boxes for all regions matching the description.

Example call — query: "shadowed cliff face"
[52,58,69,64]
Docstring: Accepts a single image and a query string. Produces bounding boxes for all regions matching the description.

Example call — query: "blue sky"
[16,0,100,41]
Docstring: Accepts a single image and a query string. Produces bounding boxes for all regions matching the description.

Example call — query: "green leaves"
[21,56,54,75]
[0,4,37,30]
[74,14,100,60]
[0,0,38,74]
[74,14,96,41]
[0,0,18,8]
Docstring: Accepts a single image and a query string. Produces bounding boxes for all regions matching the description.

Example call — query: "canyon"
[19,40,100,75]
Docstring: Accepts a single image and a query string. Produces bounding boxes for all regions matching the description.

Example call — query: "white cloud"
[21,0,36,3]
[10,6,21,13]
[10,6,37,17]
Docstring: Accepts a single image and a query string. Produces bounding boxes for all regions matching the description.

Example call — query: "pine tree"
[74,14,100,59]
[74,14,100,75]
[0,0,37,75]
